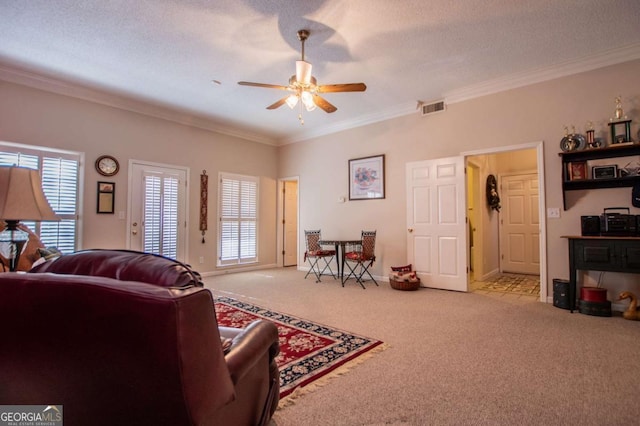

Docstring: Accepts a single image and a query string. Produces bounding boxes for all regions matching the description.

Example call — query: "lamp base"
[0,220,29,272]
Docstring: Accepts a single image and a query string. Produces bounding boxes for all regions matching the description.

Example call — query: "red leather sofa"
[0,250,280,426]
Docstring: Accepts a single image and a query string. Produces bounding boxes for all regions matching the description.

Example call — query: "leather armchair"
[0,250,279,426]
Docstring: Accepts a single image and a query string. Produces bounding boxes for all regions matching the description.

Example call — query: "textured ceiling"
[1,0,640,145]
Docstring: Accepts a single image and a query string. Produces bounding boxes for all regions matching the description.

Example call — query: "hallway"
[470,272,540,300]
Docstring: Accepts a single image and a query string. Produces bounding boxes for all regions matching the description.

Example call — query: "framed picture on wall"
[349,154,385,200]
[97,181,115,214]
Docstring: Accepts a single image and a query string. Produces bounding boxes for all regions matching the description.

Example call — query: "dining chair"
[342,230,378,289]
[304,230,336,283]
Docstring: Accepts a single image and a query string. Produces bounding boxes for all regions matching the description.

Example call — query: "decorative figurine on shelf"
[618,291,640,320]
[608,96,633,144]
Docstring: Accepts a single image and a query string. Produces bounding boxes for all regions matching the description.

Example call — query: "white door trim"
[276,176,300,268]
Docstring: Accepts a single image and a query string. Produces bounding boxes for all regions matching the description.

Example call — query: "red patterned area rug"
[214,297,385,402]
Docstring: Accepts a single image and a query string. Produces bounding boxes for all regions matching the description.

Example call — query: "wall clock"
[95,155,119,177]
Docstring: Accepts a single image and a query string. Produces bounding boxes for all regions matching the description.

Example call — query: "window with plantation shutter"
[0,143,80,254]
[143,172,179,259]
[218,173,258,265]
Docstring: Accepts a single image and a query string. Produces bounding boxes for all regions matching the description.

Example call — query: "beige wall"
[2,58,640,298]
[278,59,640,298]
[0,80,278,272]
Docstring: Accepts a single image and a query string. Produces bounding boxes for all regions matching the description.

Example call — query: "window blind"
[219,173,258,265]
[143,172,179,259]
[0,145,80,253]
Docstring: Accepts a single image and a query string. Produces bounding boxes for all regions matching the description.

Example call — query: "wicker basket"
[389,278,420,291]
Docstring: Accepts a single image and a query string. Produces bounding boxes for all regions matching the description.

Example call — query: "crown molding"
[285,44,640,144]
[2,43,639,146]
[0,63,277,145]
[444,43,640,104]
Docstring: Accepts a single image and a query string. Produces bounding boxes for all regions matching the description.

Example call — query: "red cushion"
[307,250,335,257]
[345,252,374,261]
[391,264,412,272]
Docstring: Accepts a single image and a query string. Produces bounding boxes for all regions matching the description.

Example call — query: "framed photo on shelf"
[97,181,115,214]
[592,165,617,180]
[568,161,587,181]
[349,154,385,200]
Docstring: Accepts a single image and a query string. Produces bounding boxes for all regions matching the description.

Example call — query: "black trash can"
[553,279,571,310]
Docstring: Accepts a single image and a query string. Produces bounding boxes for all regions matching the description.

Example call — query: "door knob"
[132,230,138,235]
[408,228,413,233]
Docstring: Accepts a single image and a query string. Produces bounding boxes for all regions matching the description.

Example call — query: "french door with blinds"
[218,172,258,266]
[128,162,188,262]
[0,142,80,254]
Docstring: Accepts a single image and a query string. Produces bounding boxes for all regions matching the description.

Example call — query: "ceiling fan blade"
[238,81,290,90]
[317,83,367,93]
[313,95,337,113]
[266,97,289,110]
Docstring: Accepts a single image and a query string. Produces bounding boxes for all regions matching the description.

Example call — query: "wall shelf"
[559,144,640,210]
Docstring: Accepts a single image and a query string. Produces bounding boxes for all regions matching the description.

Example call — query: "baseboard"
[479,269,500,281]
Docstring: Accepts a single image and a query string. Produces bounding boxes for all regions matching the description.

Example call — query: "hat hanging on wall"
[486,174,501,212]
[632,182,640,208]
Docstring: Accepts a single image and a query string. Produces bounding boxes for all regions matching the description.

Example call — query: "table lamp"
[0,166,60,271]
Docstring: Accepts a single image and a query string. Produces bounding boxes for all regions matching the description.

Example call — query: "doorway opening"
[463,142,547,302]
[277,177,299,267]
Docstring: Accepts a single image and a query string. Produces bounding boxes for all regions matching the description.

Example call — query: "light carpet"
[214,296,385,402]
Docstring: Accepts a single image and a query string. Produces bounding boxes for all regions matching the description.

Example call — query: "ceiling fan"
[238,29,366,123]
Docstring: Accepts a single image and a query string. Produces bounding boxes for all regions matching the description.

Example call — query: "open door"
[406,157,467,292]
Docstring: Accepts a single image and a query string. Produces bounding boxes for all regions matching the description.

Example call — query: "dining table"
[318,238,362,279]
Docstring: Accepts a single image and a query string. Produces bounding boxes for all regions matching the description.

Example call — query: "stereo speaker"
[581,215,600,236]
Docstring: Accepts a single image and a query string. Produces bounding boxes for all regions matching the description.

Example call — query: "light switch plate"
[547,207,560,218]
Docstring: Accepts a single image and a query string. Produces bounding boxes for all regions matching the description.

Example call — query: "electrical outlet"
[547,207,560,218]
[199,256,204,264]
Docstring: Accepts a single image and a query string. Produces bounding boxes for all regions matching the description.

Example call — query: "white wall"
[278,59,640,298]
[0,80,279,272]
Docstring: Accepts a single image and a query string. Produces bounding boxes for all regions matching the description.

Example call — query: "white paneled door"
[406,157,467,292]
[499,173,540,274]
[129,162,188,262]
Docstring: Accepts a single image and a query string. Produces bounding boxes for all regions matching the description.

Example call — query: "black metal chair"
[342,230,378,289]
[303,230,336,283]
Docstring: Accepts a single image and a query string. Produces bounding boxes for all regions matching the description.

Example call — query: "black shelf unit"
[559,144,640,210]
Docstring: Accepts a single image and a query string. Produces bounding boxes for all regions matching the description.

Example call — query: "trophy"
[586,121,601,149]
[608,96,633,144]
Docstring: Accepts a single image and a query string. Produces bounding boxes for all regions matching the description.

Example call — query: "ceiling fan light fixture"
[285,94,299,109]
[236,28,366,119]
[301,90,316,111]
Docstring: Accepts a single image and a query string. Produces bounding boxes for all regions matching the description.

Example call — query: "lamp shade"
[0,166,59,221]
